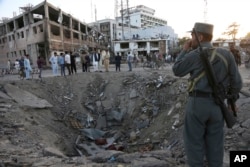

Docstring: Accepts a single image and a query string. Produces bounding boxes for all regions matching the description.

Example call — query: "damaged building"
[0,1,106,68]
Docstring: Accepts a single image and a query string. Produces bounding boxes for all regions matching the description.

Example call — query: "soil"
[0,65,250,166]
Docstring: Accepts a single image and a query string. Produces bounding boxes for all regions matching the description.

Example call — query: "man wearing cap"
[172,22,242,166]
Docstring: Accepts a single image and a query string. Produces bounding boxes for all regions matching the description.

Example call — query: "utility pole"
[121,0,124,40]
[114,0,120,40]
[204,0,208,22]
[91,0,93,22]
[114,0,118,18]
[94,5,97,21]
[126,0,131,40]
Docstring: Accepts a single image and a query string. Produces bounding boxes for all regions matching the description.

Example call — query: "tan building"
[0,1,105,68]
[113,39,167,57]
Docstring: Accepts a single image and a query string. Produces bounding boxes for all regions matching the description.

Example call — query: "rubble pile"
[0,70,250,166]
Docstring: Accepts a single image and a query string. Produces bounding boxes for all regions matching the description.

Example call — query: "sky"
[0,0,250,39]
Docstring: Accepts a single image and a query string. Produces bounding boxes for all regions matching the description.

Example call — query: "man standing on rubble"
[92,48,101,72]
[172,22,242,167]
[64,51,71,75]
[24,54,32,80]
[103,49,110,72]
[49,52,59,76]
[230,44,241,67]
[127,51,133,71]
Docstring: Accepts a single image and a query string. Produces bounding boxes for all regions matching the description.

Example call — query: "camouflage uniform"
[172,23,242,167]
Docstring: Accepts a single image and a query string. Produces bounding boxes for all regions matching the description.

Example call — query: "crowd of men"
[47,48,112,78]
[2,43,242,80]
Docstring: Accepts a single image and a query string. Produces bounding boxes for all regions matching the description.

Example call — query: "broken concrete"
[0,67,249,166]
[4,83,53,108]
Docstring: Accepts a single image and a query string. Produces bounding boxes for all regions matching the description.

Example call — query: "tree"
[245,32,250,39]
[222,22,239,43]
[175,37,190,53]
[214,37,226,41]
[178,37,190,47]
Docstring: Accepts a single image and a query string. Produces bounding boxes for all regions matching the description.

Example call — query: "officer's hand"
[183,40,192,51]
[231,93,239,102]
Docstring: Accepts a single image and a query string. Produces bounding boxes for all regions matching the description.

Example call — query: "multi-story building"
[91,5,178,58]
[88,19,117,52]
[117,5,167,29]
[114,25,178,57]
[212,39,241,48]
[0,1,105,68]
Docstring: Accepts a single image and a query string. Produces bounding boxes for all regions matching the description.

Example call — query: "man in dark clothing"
[85,53,90,72]
[70,52,77,74]
[91,48,101,72]
[19,56,25,78]
[81,51,90,72]
[115,52,122,71]
[19,56,24,69]
[172,22,242,167]
[230,44,241,67]
[37,56,45,78]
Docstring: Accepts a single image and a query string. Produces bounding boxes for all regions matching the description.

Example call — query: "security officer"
[172,22,242,167]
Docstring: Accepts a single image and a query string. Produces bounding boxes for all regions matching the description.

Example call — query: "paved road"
[0,63,171,81]
[1,63,249,84]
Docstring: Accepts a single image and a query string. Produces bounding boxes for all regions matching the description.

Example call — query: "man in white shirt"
[14,59,20,73]
[127,51,133,71]
[64,51,71,75]
[24,54,32,79]
[49,52,59,76]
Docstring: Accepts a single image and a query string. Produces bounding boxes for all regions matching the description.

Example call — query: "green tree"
[245,32,250,39]
[214,37,226,41]
[222,22,239,43]
[175,37,190,52]
[178,37,190,47]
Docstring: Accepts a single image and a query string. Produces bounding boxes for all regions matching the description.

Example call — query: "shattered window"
[39,24,43,32]
[33,26,37,34]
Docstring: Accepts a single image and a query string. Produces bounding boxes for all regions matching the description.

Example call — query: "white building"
[117,5,167,28]
[212,39,241,48]
[88,19,117,47]
[88,5,178,58]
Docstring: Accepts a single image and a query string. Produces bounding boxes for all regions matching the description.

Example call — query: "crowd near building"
[0,0,178,69]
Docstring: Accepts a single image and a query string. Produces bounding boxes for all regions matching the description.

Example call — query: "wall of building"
[129,14,141,28]
[113,39,167,57]
[0,1,106,68]
[0,18,45,67]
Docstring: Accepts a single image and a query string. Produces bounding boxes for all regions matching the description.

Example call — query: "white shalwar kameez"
[92,54,98,72]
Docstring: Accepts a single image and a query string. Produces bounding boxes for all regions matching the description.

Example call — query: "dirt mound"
[0,69,250,166]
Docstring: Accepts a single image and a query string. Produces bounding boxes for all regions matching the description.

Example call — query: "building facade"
[113,38,168,59]
[90,4,178,58]
[0,1,105,68]
[118,5,167,28]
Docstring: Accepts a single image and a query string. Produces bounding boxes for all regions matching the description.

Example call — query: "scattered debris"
[0,69,249,166]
